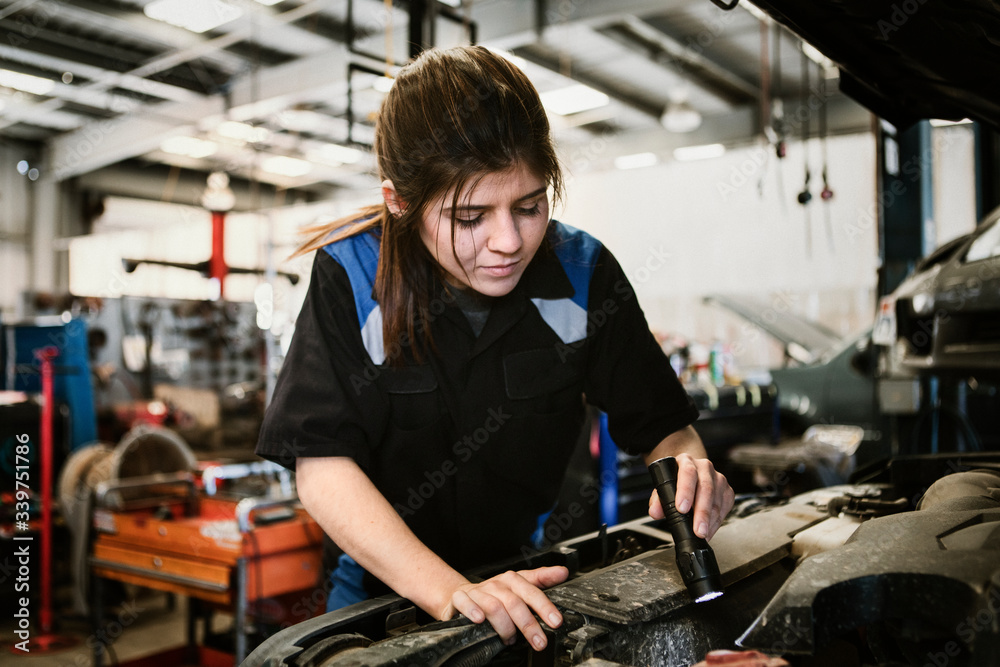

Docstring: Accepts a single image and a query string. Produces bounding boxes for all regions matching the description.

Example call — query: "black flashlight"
[648,457,723,603]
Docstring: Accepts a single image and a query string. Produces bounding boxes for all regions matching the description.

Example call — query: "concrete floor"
[3,591,232,667]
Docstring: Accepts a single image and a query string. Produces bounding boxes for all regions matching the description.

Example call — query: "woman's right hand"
[444,566,569,651]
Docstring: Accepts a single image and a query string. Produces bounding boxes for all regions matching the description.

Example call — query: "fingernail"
[532,635,546,650]
[548,612,561,627]
[469,609,483,623]
[698,522,709,537]
[505,636,516,646]
[678,498,691,513]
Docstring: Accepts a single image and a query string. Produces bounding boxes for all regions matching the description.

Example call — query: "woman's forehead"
[441,165,546,204]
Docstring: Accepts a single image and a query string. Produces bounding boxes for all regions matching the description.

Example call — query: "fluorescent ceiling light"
[437,0,462,7]
[144,0,243,34]
[260,155,312,177]
[277,109,329,133]
[216,120,270,143]
[742,2,770,23]
[801,42,834,69]
[486,47,527,71]
[930,118,973,127]
[160,136,218,158]
[372,76,395,93]
[673,143,725,162]
[0,69,56,96]
[614,152,658,170]
[307,143,364,166]
[540,84,610,116]
[253,0,283,5]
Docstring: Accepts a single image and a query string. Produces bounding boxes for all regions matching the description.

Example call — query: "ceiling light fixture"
[215,120,270,143]
[144,0,243,34]
[673,143,725,162]
[307,143,364,166]
[614,152,658,170]
[660,100,702,133]
[160,136,219,158]
[539,84,610,116]
[372,76,395,93]
[260,155,312,178]
[0,69,56,96]
[929,118,973,127]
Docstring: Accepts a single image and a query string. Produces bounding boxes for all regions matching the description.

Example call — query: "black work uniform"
[256,220,698,598]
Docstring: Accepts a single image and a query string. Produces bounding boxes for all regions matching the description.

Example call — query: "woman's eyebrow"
[446,187,547,212]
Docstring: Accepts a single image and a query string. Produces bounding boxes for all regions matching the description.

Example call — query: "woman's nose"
[487,212,523,254]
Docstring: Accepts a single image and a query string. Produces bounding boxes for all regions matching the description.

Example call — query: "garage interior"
[2,1,1000,666]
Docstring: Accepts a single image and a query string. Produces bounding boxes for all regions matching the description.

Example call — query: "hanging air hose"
[797,45,814,257]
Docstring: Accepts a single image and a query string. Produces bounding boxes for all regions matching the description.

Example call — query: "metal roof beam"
[0,43,203,104]
[471,0,697,48]
[46,45,367,180]
[600,16,759,105]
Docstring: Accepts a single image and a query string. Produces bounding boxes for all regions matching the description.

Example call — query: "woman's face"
[417,164,550,297]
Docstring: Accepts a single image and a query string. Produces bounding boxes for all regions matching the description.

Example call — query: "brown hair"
[296,45,563,363]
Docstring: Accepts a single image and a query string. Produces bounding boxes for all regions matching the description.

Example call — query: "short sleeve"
[255,251,387,471]
[583,247,698,456]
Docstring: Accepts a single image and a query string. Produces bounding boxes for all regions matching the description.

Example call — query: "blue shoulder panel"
[531,222,603,344]
[548,221,602,309]
[322,230,385,364]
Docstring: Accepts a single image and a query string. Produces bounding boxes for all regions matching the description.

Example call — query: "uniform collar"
[468,230,574,355]
[512,228,576,301]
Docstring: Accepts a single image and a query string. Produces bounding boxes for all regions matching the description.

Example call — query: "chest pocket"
[378,364,442,431]
[484,348,586,513]
[503,348,583,412]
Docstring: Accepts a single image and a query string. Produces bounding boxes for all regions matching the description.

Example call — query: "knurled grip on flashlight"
[648,456,724,602]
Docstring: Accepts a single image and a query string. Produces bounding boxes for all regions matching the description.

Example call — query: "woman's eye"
[516,203,541,216]
[455,215,483,228]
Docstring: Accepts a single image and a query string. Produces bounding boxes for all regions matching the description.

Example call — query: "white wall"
[932,123,978,245]
[560,132,879,368]
[0,142,35,320]
[57,126,979,374]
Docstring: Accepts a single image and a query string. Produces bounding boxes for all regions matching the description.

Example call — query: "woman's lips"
[480,260,519,277]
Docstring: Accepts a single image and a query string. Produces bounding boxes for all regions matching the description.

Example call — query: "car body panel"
[880,207,1000,376]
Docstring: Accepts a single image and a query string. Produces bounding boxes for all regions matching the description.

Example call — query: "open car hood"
[702,294,844,364]
[748,0,1000,130]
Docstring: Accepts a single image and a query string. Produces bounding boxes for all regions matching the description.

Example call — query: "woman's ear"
[381,180,407,217]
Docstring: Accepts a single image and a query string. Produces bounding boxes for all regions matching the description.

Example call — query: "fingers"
[518,565,569,590]
[450,569,564,651]
[663,454,734,541]
[648,489,665,520]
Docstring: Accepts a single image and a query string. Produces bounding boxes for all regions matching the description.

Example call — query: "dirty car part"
[738,470,1000,664]
[243,459,1000,666]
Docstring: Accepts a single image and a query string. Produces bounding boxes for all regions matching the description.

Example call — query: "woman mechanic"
[256,45,734,653]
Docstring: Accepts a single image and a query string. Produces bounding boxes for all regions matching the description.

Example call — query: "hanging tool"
[648,457,724,603]
[818,68,836,251]
[797,45,813,257]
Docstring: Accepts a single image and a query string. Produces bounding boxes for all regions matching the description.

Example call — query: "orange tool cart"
[89,472,324,666]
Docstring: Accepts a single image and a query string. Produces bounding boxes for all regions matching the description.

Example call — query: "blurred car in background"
[703,294,879,441]
[874,205,1000,378]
